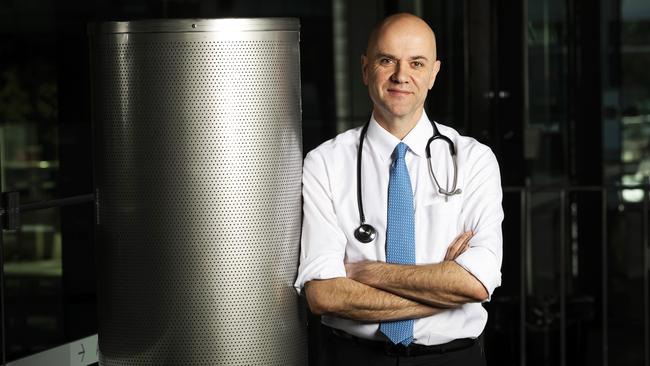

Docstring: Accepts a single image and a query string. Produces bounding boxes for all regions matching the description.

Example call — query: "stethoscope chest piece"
[354,223,377,243]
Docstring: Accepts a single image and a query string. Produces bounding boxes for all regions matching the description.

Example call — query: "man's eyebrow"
[375,52,397,59]
[374,52,429,61]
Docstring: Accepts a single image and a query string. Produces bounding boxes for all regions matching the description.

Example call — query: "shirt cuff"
[294,254,347,295]
[455,247,501,301]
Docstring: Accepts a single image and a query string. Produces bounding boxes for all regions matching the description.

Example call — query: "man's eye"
[412,61,424,68]
[379,58,393,65]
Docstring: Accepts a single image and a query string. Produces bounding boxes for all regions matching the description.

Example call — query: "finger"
[457,240,471,256]
[445,231,472,260]
[447,231,474,260]
[462,230,474,246]
[444,238,460,260]
[456,232,475,257]
[445,232,468,259]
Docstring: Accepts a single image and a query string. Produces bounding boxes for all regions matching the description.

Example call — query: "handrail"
[503,184,650,193]
[19,194,94,213]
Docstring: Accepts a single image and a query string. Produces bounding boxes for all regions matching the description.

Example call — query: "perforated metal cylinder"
[89,19,305,365]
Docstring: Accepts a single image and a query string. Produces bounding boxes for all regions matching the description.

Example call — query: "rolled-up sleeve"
[294,149,348,294]
[454,146,503,299]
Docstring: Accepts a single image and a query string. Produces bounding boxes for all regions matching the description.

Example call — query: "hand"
[444,231,474,261]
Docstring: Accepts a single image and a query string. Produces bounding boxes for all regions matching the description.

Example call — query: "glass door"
[0,4,97,364]
[0,52,65,362]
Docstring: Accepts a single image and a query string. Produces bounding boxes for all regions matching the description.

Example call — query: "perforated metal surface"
[89,19,305,365]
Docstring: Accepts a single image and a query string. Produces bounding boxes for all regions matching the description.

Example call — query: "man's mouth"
[387,88,412,95]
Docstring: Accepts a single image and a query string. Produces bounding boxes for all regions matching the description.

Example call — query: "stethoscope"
[353,120,462,244]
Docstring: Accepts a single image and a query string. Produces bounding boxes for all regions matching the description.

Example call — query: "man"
[295,13,503,365]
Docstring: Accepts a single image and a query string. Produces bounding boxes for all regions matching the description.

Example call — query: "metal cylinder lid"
[88,18,299,35]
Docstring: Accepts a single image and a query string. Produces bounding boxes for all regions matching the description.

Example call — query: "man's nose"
[390,61,409,83]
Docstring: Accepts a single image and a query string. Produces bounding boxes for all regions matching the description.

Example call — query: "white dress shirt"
[294,111,503,346]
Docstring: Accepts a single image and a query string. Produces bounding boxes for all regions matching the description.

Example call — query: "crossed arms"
[304,232,489,322]
[297,143,503,323]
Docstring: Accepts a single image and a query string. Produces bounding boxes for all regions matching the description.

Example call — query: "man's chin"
[380,107,417,120]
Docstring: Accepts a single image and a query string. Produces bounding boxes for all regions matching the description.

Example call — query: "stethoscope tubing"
[425,133,461,196]
[356,122,370,226]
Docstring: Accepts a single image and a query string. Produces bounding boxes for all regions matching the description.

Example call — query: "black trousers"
[318,326,487,366]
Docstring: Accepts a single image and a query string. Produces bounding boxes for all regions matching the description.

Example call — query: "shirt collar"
[366,111,433,162]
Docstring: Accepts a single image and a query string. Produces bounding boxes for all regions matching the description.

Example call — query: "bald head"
[365,13,438,60]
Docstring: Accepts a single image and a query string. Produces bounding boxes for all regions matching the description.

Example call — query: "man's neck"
[373,109,423,140]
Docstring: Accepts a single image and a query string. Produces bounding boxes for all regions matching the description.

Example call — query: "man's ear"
[361,54,369,86]
[429,60,441,90]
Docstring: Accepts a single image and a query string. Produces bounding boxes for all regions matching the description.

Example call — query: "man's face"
[362,18,441,125]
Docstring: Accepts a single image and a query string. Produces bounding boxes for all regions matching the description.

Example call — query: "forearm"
[347,261,489,308]
[304,277,443,322]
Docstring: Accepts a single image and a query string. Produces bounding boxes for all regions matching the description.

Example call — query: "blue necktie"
[380,142,415,346]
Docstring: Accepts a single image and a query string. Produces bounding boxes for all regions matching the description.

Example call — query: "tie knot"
[394,142,408,161]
